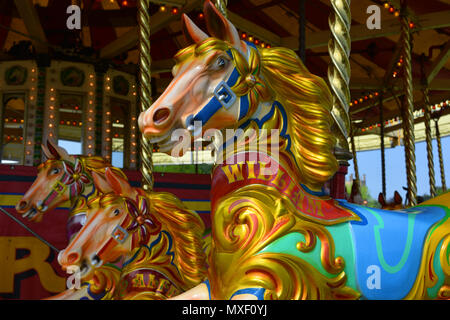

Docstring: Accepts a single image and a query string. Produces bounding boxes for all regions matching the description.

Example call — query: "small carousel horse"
[15,139,126,240]
[55,168,207,300]
[139,1,449,300]
[378,191,404,210]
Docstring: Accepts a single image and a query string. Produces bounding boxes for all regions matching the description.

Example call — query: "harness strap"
[189,42,258,128]
[190,67,240,126]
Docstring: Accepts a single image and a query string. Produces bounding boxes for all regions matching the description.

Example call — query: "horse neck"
[220,99,301,179]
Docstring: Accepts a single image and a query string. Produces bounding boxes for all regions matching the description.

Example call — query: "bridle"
[95,194,161,263]
[37,157,92,212]
[185,42,257,130]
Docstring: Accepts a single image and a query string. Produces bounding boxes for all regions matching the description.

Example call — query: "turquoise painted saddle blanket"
[338,201,448,299]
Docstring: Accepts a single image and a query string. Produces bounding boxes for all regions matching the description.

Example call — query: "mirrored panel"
[1,94,25,164]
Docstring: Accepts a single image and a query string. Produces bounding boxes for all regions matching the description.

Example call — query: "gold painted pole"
[435,118,447,192]
[138,0,154,191]
[214,0,228,18]
[328,0,352,152]
[400,4,417,206]
[423,88,436,198]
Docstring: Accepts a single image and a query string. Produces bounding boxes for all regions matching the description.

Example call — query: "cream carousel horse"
[15,139,126,240]
[16,140,206,299]
[139,1,449,300]
[52,168,207,299]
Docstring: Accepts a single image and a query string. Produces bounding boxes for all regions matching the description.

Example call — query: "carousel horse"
[15,139,133,299]
[54,168,207,300]
[15,139,127,241]
[378,191,404,210]
[138,0,449,300]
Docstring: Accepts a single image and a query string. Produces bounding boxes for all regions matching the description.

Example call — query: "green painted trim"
[258,222,358,291]
[366,208,416,274]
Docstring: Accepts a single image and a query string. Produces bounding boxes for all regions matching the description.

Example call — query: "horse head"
[138,0,270,154]
[15,139,91,222]
[139,0,336,191]
[57,168,161,281]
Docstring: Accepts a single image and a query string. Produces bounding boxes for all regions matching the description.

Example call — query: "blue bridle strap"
[189,42,258,127]
[191,67,240,125]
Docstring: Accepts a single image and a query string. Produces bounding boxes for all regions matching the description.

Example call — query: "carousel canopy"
[1,0,449,152]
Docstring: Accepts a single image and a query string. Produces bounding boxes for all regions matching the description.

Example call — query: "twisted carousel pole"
[379,97,386,197]
[328,0,351,150]
[423,88,436,198]
[434,118,447,192]
[214,0,228,17]
[400,2,417,206]
[138,0,154,191]
[328,0,355,182]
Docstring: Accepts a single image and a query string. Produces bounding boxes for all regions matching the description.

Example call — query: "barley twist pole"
[214,0,228,18]
[138,0,154,191]
[423,88,436,198]
[435,118,447,192]
[400,4,417,206]
[328,0,352,151]
[379,97,386,197]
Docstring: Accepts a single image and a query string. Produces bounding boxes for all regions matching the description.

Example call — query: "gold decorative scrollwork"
[208,185,360,300]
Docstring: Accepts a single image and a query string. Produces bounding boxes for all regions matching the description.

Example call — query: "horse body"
[139,1,449,300]
[258,199,449,300]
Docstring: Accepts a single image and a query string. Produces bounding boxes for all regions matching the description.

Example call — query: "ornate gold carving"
[207,185,359,300]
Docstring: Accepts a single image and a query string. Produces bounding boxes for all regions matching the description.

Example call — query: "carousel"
[0,0,448,300]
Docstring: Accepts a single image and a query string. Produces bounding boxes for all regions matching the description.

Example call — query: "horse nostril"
[67,252,80,265]
[17,200,28,210]
[153,107,171,125]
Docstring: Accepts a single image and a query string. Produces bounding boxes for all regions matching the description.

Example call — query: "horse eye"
[50,168,60,175]
[216,57,226,69]
[113,209,120,216]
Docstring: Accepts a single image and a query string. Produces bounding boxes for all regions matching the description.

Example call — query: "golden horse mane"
[174,39,337,190]
[78,155,129,181]
[147,191,207,288]
[259,47,337,189]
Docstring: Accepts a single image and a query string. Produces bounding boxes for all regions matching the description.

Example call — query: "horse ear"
[182,14,208,44]
[378,193,385,206]
[394,191,402,204]
[203,0,243,50]
[41,142,54,160]
[45,139,75,162]
[104,167,134,197]
[92,171,113,194]
[91,171,113,194]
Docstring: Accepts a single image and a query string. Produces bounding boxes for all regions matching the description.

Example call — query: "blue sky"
[347,136,450,201]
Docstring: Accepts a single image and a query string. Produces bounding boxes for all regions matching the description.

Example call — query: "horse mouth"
[79,260,93,279]
[148,127,181,154]
[21,201,48,221]
[79,254,103,280]
[22,206,46,222]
